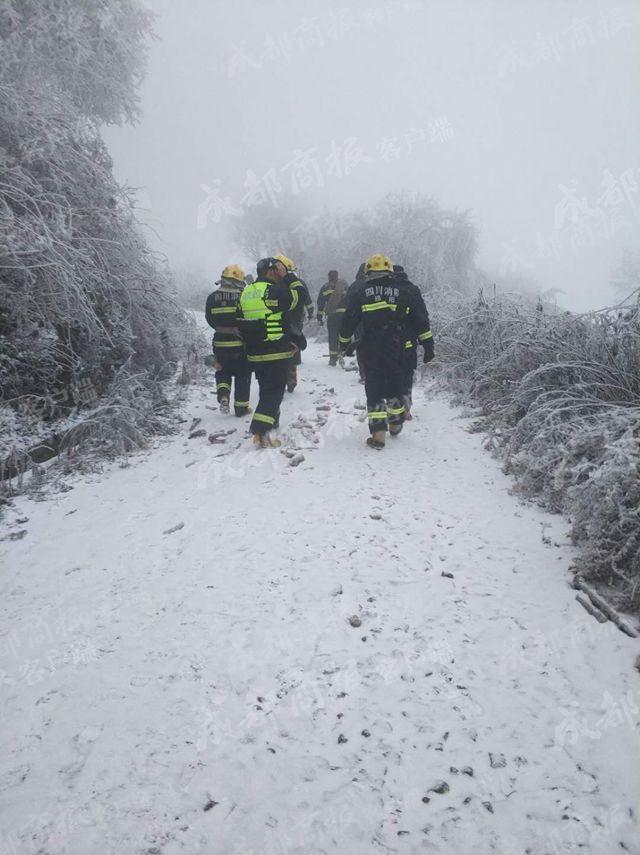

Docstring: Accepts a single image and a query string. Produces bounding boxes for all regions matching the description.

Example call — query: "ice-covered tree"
[0,0,193,420]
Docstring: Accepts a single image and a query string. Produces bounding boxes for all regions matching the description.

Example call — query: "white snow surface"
[1,342,639,855]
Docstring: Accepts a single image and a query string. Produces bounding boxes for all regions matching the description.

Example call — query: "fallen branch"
[575,592,608,624]
[575,578,638,638]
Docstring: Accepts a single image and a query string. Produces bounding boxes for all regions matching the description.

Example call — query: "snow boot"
[389,423,403,437]
[253,433,281,449]
[219,397,230,414]
[366,431,386,450]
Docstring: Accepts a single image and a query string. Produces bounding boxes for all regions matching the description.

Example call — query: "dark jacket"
[283,272,313,336]
[338,272,408,360]
[317,279,348,318]
[205,280,245,355]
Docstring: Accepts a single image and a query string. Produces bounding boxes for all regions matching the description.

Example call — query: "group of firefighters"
[205,253,434,450]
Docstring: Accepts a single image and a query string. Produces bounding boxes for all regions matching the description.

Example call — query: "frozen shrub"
[0,0,204,475]
[432,287,640,613]
[568,414,640,609]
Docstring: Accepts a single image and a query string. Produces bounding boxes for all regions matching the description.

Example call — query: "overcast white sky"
[104,0,640,309]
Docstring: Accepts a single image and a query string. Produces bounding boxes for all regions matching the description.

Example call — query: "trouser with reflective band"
[214,351,252,415]
[250,360,288,435]
[362,351,405,434]
[327,314,341,364]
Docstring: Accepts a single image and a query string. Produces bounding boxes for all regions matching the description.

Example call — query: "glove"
[423,339,435,364]
[292,332,307,352]
[317,313,324,326]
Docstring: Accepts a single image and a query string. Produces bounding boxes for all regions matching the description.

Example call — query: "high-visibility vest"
[239,280,284,342]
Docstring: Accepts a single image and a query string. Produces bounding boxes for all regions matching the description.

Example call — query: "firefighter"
[205,264,251,416]
[275,254,313,393]
[317,270,349,365]
[236,257,302,448]
[338,254,407,449]
[393,265,435,419]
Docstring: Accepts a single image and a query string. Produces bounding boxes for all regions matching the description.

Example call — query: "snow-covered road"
[2,342,639,855]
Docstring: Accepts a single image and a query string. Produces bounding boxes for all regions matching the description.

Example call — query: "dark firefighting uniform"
[205,280,251,415]
[283,271,313,388]
[338,273,408,433]
[317,279,348,365]
[394,268,433,411]
[236,276,299,436]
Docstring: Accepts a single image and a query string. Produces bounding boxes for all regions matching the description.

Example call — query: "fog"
[104,0,640,309]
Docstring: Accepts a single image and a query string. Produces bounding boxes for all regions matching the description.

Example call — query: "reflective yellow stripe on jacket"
[362,301,397,313]
[215,340,244,348]
[248,351,291,363]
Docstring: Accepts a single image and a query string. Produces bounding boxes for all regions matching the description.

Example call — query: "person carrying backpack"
[317,270,348,366]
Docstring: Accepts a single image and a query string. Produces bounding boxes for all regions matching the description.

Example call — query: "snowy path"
[1,342,639,855]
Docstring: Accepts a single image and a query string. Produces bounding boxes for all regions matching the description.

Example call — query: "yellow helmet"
[221,264,245,283]
[365,253,393,274]
[275,253,296,272]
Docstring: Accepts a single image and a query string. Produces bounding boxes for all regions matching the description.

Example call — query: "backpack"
[325,279,347,315]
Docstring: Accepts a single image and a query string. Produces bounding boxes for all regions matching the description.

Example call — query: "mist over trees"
[232,192,479,295]
[611,248,640,302]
